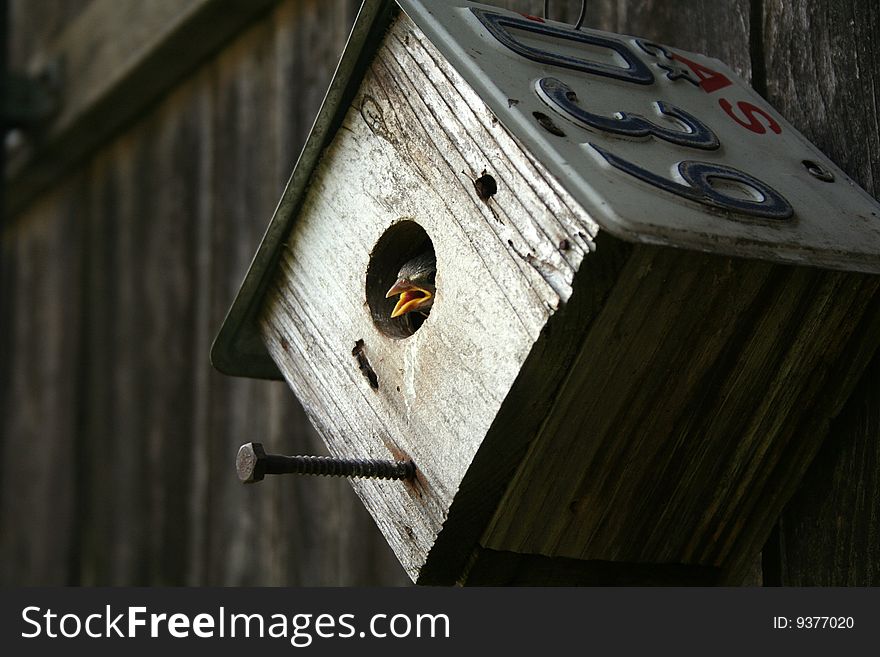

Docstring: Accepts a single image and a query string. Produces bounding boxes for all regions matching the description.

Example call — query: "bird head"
[385,251,436,319]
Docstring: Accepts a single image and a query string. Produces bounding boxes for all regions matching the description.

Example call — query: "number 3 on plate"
[538,76,792,219]
[471,7,793,221]
[537,77,720,150]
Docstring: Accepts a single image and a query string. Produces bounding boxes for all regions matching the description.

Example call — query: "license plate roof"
[399,0,880,273]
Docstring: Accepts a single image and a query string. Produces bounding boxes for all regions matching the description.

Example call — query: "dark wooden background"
[1,0,877,585]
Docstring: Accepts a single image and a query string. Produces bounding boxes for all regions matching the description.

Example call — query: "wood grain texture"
[760,0,880,585]
[0,176,84,585]
[2,0,408,586]
[482,245,880,580]
[591,0,753,82]
[3,0,878,588]
[5,0,281,216]
[766,354,880,585]
[258,0,880,585]
[6,0,87,72]
[259,12,599,582]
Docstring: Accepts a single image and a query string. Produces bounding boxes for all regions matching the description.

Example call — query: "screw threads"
[237,442,415,483]
[278,455,414,480]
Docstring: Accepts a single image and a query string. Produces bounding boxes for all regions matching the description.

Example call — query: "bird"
[385,251,436,319]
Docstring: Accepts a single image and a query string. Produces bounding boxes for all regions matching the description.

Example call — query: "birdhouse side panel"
[258,13,598,581]
[481,244,880,579]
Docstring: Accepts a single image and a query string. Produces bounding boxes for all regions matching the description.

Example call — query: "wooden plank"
[276,0,409,586]
[6,0,87,72]
[259,11,600,582]
[761,0,880,586]
[765,354,880,585]
[5,0,280,216]
[8,0,873,588]
[0,176,85,585]
[482,245,880,580]
[1,0,408,586]
[258,1,878,585]
[78,130,145,584]
[198,0,407,585]
[591,0,753,82]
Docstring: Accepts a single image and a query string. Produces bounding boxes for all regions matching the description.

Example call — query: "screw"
[236,442,416,484]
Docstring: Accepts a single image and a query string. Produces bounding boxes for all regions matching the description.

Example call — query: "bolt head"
[237,442,267,483]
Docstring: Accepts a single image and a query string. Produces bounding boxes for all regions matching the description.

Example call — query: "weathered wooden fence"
[1,0,877,585]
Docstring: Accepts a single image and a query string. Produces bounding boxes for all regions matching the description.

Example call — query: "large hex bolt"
[236,442,416,484]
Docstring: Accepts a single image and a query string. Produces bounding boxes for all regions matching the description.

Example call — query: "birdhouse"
[212,0,880,585]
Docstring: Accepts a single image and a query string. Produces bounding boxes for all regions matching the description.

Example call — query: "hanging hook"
[574,0,587,30]
[544,1,588,31]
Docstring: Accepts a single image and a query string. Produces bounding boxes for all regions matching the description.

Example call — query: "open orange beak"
[386,280,433,318]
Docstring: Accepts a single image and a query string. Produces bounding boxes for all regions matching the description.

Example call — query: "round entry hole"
[366,221,436,339]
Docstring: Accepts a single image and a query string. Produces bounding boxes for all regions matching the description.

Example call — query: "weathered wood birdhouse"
[213,0,880,585]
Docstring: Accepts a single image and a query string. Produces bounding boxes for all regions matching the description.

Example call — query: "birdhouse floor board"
[256,11,880,585]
